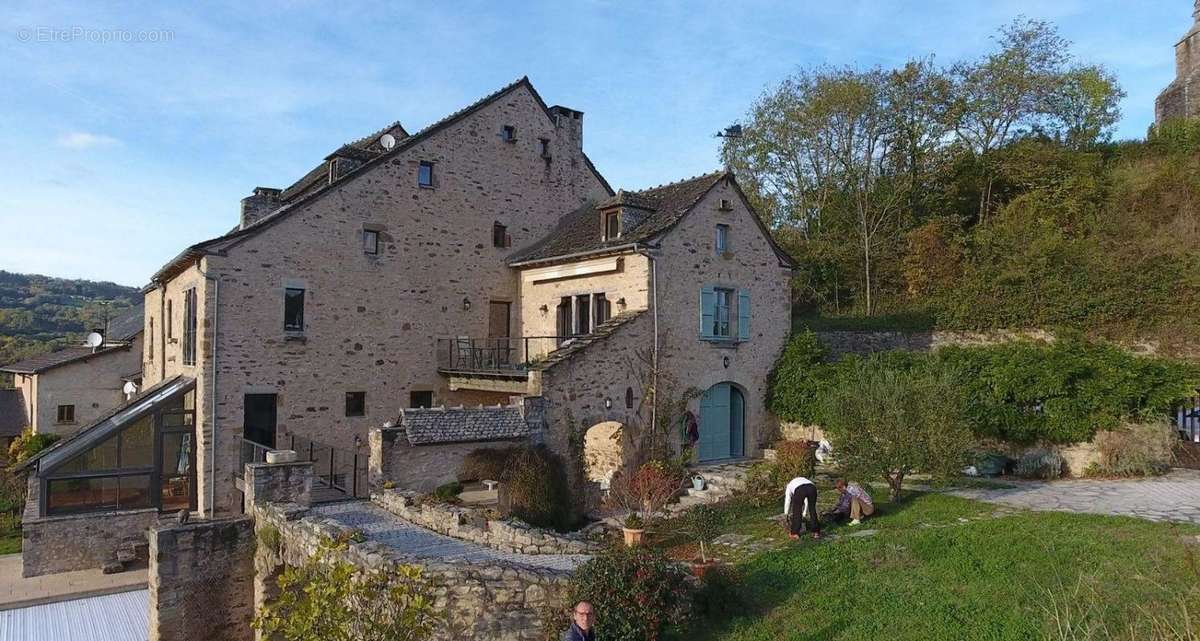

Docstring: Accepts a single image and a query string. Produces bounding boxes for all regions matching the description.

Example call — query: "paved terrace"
[947,468,1200,524]
[311,501,590,571]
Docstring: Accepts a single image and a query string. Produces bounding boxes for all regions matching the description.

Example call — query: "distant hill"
[0,270,140,379]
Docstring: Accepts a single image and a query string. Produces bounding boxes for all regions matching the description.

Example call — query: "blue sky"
[0,1,1190,287]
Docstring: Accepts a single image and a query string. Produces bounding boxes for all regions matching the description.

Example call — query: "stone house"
[17,77,794,576]
[1,303,143,440]
[1156,2,1200,124]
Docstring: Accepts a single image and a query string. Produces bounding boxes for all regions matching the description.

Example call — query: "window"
[502,125,516,142]
[410,391,434,409]
[345,391,366,417]
[284,288,305,332]
[539,138,551,158]
[594,293,610,325]
[56,404,75,424]
[625,386,634,409]
[718,198,734,211]
[418,161,434,187]
[493,222,509,248]
[700,287,751,341]
[575,294,591,335]
[556,297,572,345]
[148,318,154,363]
[182,288,197,366]
[604,211,620,240]
[363,229,379,255]
[716,224,730,254]
[166,300,173,341]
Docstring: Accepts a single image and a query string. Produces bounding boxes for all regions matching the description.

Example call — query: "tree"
[1046,65,1124,148]
[254,543,441,641]
[821,358,973,500]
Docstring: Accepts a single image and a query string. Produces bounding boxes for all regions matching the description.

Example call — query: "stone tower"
[1155,1,1200,124]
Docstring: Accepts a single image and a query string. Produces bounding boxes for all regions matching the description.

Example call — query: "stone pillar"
[243,455,313,510]
[368,427,401,490]
[148,518,256,641]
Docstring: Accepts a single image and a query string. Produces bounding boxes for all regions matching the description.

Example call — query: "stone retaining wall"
[253,501,575,641]
[373,488,602,555]
[813,329,1055,359]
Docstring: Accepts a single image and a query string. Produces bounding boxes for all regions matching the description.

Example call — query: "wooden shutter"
[700,287,715,338]
[737,289,751,340]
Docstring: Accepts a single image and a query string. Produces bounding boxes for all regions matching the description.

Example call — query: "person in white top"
[783,476,821,540]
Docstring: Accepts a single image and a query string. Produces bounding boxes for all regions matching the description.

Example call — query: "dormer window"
[502,125,516,142]
[604,211,620,241]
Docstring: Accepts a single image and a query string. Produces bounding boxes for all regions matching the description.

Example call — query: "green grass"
[658,491,1200,641]
[0,530,18,555]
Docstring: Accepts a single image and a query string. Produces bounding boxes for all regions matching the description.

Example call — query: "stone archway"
[583,421,625,489]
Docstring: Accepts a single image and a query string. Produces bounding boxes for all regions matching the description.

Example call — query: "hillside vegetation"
[0,270,139,377]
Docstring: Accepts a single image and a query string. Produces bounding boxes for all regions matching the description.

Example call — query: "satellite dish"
[85,332,104,348]
[123,381,138,396]
[379,133,396,150]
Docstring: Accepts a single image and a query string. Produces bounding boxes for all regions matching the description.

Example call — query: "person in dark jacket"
[563,601,596,641]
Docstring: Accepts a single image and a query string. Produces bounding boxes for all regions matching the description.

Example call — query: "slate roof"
[0,345,131,375]
[106,303,144,342]
[400,404,532,446]
[507,172,727,266]
[0,388,27,437]
[149,77,613,285]
[531,310,647,371]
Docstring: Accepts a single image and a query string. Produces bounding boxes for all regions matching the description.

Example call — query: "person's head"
[835,478,847,493]
[572,601,595,631]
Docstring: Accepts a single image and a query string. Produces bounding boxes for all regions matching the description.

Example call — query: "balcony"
[435,336,569,393]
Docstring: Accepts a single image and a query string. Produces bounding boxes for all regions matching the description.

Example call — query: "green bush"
[1094,420,1177,477]
[774,440,816,480]
[683,504,727,563]
[458,446,520,482]
[822,357,974,499]
[432,481,462,502]
[505,446,574,532]
[767,330,833,424]
[740,461,785,508]
[568,546,693,641]
[7,429,59,464]
[691,564,747,622]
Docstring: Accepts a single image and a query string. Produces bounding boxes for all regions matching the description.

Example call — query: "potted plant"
[622,513,646,547]
[685,504,726,577]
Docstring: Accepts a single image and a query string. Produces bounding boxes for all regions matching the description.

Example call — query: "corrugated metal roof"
[0,589,147,641]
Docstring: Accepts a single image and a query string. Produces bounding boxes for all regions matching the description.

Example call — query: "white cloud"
[56,132,120,149]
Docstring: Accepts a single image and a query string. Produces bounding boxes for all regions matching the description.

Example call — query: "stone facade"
[148,518,256,641]
[141,80,610,515]
[10,337,142,437]
[1157,4,1200,124]
[370,427,528,492]
[21,475,160,577]
[516,254,651,344]
[373,488,602,555]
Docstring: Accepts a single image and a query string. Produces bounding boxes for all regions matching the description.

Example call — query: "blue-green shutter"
[737,289,751,340]
[700,287,715,338]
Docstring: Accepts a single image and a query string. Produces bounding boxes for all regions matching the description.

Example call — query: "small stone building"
[1156,2,1200,124]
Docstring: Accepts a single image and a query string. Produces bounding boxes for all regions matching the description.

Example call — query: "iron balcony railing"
[290,433,368,499]
[435,335,576,374]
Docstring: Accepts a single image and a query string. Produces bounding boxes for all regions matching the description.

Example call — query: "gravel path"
[311,501,591,571]
[947,468,1200,524]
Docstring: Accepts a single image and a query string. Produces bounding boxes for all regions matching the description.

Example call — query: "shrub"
[822,357,974,500]
[505,446,574,531]
[691,563,746,621]
[683,504,726,563]
[254,543,440,641]
[740,461,786,508]
[432,481,462,502]
[568,546,693,641]
[1014,448,1065,479]
[607,462,684,525]
[767,330,833,424]
[459,446,520,482]
[7,429,59,464]
[1094,420,1177,477]
[774,440,817,480]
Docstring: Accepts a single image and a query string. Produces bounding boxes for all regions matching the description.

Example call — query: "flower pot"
[690,559,719,579]
[622,527,645,547]
[692,476,705,491]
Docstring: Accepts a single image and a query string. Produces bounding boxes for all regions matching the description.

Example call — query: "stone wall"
[148,518,256,641]
[369,427,527,492]
[243,458,313,509]
[1156,14,1200,124]
[516,254,651,342]
[812,329,1055,360]
[21,476,160,577]
[373,488,602,555]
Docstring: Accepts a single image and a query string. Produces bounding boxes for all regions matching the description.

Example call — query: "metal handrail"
[435,335,575,373]
[290,434,368,499]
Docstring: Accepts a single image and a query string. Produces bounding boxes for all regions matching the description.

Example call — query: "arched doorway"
[698,383,744,461]
[583,421,624,488]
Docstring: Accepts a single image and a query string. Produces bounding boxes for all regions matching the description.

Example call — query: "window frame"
[363,229,379,255]
[502,125,517,142]
[182,288,197,366]
[604,211,620,241]
[409,390,434,409]
[492,222,509,248]
[345,391,366,418]
[417,161,434,188]
[284,287,306,333]
[713,288,733,338]
[56,404,76,424]
[716,224,730,254]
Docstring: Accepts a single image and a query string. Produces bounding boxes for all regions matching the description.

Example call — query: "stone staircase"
[666,460,754,514]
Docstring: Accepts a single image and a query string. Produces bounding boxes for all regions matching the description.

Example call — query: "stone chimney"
[549,105,583,150]
[239,187,281,230]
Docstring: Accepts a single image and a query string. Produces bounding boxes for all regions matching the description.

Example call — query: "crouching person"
[783,476,821,540]
[832,478,875,526]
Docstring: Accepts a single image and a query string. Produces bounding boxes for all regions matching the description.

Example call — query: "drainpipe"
[200,267,220,519]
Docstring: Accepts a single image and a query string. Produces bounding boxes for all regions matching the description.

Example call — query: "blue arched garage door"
[698,383,745,461]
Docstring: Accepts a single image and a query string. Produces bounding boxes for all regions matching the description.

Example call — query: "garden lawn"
[658,491,1200,641]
